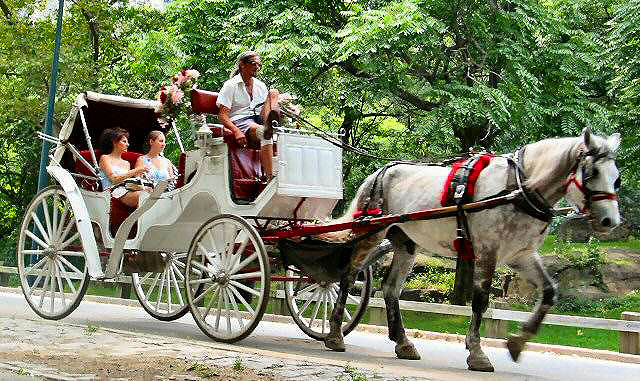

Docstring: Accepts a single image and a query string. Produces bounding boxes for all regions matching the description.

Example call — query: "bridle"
[564,146,619,214]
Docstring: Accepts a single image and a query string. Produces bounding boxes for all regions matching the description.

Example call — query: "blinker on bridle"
[564,146,619,213]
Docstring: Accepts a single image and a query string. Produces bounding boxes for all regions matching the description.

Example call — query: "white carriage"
[17,90,372,342]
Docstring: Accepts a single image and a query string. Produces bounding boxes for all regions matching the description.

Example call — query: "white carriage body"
[49,91,343,279]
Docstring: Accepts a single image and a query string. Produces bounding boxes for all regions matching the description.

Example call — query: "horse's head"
[565,127,621,232]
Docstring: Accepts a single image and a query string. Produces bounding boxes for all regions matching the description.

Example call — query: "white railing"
[1,265,638,355]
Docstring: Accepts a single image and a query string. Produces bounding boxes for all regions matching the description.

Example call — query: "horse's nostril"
[601,217,612,227]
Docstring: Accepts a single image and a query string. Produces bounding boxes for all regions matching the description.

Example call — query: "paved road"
[1,291,639,381]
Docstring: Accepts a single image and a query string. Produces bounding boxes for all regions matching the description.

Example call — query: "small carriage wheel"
[131,252,191,321]
[284,266,372,341]
[17,185,89,320]
[185,214,270,343]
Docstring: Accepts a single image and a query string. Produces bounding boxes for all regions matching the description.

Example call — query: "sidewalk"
[0,316,426,381]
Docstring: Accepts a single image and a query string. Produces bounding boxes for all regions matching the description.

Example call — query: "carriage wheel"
[185,214,270,343]
[284,266,372,341]
[17,185,89,320]
[131,252,191,321]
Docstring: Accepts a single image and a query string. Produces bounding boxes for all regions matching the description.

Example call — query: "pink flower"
[171,85,184,104]
[175,72,187,86]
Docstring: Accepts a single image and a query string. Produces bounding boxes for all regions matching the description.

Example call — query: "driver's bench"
[189,89,275,202]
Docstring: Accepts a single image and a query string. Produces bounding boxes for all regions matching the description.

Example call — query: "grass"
[539,235,640,255]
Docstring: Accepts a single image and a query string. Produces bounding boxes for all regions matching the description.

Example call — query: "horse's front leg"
[324,270,356,352]
[506,253,557,361]
[465,253,496,372]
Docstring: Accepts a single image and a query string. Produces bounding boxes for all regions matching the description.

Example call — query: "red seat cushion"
[191,89,219,115]
[110,197,137,239]
[176,152,187,188]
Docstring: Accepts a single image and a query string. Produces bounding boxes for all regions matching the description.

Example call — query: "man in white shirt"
[217,51,280,180]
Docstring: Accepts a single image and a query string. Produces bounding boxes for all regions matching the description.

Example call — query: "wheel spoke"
[53,260,67,309]
[203,285,220,319]
[57,251,85,257]
[165,266,172,313]
[146,273,162,299]
[57,255,84,278]
[226,288,244,330]
[139,271,153,285]
[169,266,184,306]
[155,269,166,311]
[48,262,55,314]
[294,283,319,297]
[229,271,261,281]
[309,290,323,328]
[24,256,48,276]
[322,291,328,334]
[30,212,50,244]
[25,230,48,250]
[229,234,249,273]
[57,217,75,247]
[228,280,260,297]
[229,285,255,316]
[192,283,217,306]
[189,277,215,286]
[41,199,54,243]
[190,259,214,277]
[56,258,77,294]
[55,200,70,242]
[230,252,257,275]
[52,193,59,242]
[214,287,224,331]
[171,262,185,281]
[346,292,361,305]
[297,286,321,318]
[59,231,80,251]
[21,249,45,255]
[222,223,240,269]
[224,289,232,334]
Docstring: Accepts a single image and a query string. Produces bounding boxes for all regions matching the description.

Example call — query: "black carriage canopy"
[60,91,169,171]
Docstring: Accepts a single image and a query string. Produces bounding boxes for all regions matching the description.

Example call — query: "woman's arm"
[100,155,147,185]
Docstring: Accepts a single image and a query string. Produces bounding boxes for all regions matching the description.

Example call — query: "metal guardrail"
[1,266,638,354]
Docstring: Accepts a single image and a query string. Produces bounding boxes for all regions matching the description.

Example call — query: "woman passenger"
[135,130,175,189]
[98,127,150,208]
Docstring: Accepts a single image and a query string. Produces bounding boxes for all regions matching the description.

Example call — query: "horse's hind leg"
[465,253,496,372]
[384,228,420,360]
[506,253,557,361]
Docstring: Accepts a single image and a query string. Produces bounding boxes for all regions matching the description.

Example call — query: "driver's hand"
[234,130,247,147]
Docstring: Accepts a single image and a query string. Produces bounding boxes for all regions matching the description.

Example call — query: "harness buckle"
[454,184,466,199]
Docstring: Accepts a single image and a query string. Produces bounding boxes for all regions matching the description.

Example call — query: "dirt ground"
[0,352,282,380]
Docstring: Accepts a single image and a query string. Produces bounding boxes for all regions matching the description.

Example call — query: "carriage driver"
[217,50,280,181]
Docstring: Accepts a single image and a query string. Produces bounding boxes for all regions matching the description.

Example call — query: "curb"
[2,286,638,365]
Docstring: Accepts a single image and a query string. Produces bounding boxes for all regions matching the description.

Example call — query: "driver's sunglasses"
[248,60,262,67]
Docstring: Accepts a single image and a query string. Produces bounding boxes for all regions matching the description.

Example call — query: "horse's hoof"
[324,335,345,352]
[395,342,421,360]
[466,353,494,372]
[506,334,525,362]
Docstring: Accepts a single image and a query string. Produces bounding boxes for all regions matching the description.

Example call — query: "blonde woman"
[135,130,175,188]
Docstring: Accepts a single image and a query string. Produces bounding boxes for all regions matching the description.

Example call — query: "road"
[1,291,639,381]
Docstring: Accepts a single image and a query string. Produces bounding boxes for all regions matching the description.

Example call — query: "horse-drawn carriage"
[17,89,623,371]
[18,90,370,342]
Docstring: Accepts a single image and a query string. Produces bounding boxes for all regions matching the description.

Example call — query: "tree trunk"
[0,0,13,24]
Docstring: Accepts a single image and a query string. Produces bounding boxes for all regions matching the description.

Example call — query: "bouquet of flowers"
[156,69,200,120]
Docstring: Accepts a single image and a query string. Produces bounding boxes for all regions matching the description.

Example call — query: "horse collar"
[511,147,554,223]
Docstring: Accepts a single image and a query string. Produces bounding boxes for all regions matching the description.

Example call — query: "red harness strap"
[440,155,494,207]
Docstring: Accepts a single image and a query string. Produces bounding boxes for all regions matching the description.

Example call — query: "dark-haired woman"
[98,127,149,208]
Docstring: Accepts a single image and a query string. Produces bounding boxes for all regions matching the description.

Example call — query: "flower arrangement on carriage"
[155,69,200,121]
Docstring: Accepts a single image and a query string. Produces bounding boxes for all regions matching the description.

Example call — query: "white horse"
[322,127,621,371]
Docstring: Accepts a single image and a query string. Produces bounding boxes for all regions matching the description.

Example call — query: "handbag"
[123,177,154,191]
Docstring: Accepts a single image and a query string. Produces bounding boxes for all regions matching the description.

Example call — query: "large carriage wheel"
[17,185,89,320]
[131,252,190,321]
[185,214,270,343]
[284,265,372,340]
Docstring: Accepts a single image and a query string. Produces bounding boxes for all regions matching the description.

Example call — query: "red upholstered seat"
[191,89,220,115]
[176,152,187,188]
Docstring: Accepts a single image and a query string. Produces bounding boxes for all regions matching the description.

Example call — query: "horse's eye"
[592,168,599,177]
[614,177,621,192]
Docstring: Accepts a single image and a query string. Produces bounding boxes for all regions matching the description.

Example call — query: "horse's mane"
[523,137,583,191]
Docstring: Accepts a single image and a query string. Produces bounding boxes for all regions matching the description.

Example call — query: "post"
[271,291,288,315]
[119,282,132,299]
[37,0,65,192]
[483,301,509,339]
[620,312,640,354]
[368,291,387,326]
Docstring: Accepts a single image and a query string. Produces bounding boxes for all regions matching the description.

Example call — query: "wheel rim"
[132,252,190,321]
[285,266,371,340]
[186,215,270,342]
[17,186,88,319]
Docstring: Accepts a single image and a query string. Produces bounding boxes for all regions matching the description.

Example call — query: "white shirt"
[216,74,268,122]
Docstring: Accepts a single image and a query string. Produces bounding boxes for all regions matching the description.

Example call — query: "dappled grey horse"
[321,127,621,371]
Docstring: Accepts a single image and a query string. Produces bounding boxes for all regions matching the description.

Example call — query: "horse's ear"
[608,133,621,152]
[582,126,592,148]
